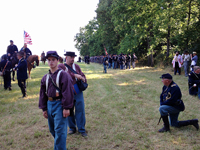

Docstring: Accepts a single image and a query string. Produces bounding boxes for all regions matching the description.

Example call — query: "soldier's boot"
[158,116,170,133]
[178,119,199,130]
[21,88,26,98]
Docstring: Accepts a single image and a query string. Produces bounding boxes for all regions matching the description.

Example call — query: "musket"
[157,116,162,125]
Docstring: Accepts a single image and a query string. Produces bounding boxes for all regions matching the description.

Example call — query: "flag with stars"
[24,31,32,45]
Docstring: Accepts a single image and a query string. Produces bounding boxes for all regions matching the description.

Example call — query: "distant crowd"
[172,51,198,77]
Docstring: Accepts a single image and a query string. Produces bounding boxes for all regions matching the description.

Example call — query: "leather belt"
[48,97,61,101]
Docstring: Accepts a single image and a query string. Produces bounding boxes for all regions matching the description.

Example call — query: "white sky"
[0,0,99,59]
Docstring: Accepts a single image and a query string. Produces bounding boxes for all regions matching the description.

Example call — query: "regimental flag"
[24,31,32,45]
[103,45,108,55]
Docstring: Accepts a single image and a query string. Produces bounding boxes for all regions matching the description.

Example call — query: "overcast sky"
[0,0,99,58]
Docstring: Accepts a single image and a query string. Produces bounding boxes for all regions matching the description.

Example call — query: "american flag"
[24,31,32,45]
[103,45,108,55]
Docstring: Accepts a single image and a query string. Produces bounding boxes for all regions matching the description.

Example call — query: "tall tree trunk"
[186,0,192,49]
[147,35,151,66]
[147,22,154,67]
[166,2,171,58]
[166,25,170,57]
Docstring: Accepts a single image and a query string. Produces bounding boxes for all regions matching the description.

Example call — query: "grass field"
[0,62,200,150]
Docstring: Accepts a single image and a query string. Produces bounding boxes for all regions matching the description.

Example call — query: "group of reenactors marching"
[90,53,137,73]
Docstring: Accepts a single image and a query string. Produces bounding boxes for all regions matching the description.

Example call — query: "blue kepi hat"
[46,51,59,59]
[160,73,172,79]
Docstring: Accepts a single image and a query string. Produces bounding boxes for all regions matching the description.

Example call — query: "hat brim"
[64,54,77,57]
[45,55,59,59]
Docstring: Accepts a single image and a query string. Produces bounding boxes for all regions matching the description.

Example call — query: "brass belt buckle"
[49,97,53,101]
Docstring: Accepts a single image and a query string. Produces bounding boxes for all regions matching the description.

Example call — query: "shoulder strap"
[192,71,199,79]
[49,72,62,94]
[46,74,50,95]
[64,63,77,74]
[72,63,76,72]
[2,61,8,73]
[56,70,62,93]
[46,70,62,95]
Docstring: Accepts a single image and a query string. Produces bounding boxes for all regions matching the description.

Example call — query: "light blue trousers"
[68,92,86,133]
[159,105,181,127]
[47,100,68,150]
[103,64,107,73]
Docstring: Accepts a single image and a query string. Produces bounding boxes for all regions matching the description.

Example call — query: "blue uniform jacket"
[20,48,32,57]
[0,60,12,72]
[160,81,184,111]
[103,57,108,65]
[188,71,200,85]
[188,71,200,95]
[15,58,28,80]
[7,45,18,56]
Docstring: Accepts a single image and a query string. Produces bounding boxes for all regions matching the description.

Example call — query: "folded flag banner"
[103,45,108,55]
[24,31,32,45]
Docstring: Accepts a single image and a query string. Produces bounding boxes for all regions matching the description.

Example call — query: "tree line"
[74,0,200,66]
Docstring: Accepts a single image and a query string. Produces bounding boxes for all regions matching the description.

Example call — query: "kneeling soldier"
[39,51,74,150]
[158,73,199,132]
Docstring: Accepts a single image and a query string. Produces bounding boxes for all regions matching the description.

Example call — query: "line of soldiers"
[90,53,137,72]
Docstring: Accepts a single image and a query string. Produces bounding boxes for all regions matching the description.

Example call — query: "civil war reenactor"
[13,51,28,98]
[119,54,123,69]
[0,54,12,90]
[64,51,88,137]
[113,54,118,69]
[111,54,115,69]
[84,55,89,64]
[108,54,112,69]
[39,51,74,150]
[126,54,131,69]
[122,54,126,69]
[131,53,137,69]
[103,54,108,73]
[20,43,32,60]
[7,40,18,61]
[188,66,200,98]
[158,73,199,132]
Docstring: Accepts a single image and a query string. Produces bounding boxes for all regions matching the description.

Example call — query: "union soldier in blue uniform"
[188,66,200,98]
[126,54,131,69]
[0,55,12,90]
[158,73,199,132]
[13,51,28,97]
[20,43,32,59]
[103,54,108,73]
[119,54,123,69]
[7,40,18,61]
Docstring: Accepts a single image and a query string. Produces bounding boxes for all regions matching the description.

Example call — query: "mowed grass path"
[0,62,200,150]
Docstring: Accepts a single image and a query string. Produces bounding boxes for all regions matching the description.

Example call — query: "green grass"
[0,62,200,149]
